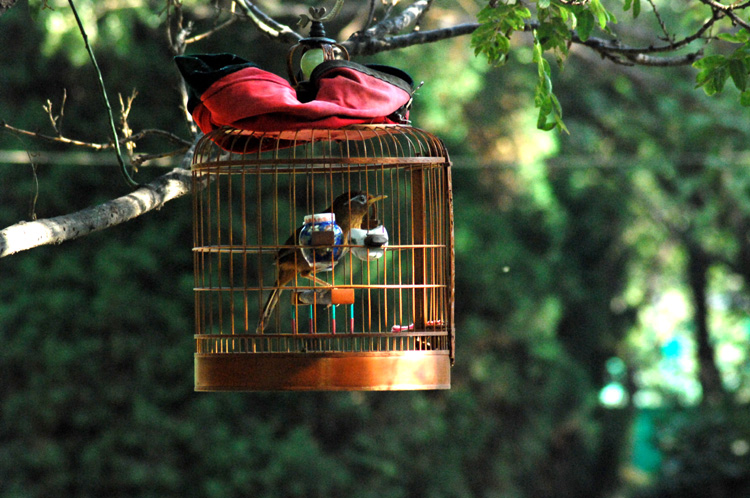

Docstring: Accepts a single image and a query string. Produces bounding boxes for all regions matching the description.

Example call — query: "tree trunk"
[686,244,725,405]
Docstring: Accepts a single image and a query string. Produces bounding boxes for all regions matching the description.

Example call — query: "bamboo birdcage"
[192,124,454,391]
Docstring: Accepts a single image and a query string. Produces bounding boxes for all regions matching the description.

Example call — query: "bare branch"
[166,0,192,56]
[132,147,191,168]
[363,0,378,31]
[620,50,704,66]
[699,0,750,30]
[569,13,719,55]
[42,89,67,136]
[119,89,137,158]
[2,121,112,150]
[646,0,672,42]
[1,121,192,152]
[0,0,20,17]
[362,0,432,38]
[233,0,301,44]
[0,167,193,258]
[185,15,239,45]
[344,22,480,56]
[128,129,192,147]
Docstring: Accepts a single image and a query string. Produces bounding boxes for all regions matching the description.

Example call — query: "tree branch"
[0,167,193,258]
[228,0,714,66]
[345,21,704,65]
[361,0,432,38]
[185,16,239,45]
[0,0,19,17]
[344,22,480,56]
[1,121,191,156]
[699,0,750,30]
[232,0,301,44]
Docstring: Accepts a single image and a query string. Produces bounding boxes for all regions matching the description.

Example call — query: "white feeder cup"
[350,225,389,261]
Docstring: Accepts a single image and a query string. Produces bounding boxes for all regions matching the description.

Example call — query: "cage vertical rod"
[412,166,426,330]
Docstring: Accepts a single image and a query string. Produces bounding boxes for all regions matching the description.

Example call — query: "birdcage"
[192,124,454,390]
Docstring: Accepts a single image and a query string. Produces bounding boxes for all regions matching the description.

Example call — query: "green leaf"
[471,4,532,66]
[718,30,750,44]
[623,0,640,17]
[741,90,750,106]
[577,10,594,42]
[719,33,742,44]
[708,65,729,94]
[590,0,611,29]
[692,55,727,70]
[531,35,567,132]
[729,58,748,91]
[538,0,551,8]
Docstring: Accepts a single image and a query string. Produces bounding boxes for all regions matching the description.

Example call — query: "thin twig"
[119,89,137,159]
[128,129,192,146]
[67,0,138,188]
[363,0,377,30]
[166,0,192,55]
[185,15,238,44]
[233,0,301,43]
[698,0,750,30]
[1,121,192,150]
[42,89,66,136]
[132,147,191,167]
[647,0,672,43]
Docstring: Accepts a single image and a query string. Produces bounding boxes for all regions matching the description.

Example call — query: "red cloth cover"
[175,54,413,136]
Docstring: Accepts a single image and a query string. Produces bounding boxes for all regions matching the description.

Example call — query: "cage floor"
[194,350,451,391]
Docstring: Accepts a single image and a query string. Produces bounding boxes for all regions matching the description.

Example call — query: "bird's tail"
[257,285,283,333]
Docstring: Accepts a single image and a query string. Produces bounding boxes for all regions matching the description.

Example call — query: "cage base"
[195,351,451,391]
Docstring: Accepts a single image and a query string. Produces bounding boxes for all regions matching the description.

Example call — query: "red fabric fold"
[191,65,412,135]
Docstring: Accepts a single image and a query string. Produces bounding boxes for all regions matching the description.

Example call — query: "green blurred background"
[2,1,750,496]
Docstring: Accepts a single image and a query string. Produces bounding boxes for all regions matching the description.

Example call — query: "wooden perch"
[0,167,193,258]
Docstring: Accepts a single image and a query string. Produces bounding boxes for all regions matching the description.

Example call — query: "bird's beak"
[367,194,387,205]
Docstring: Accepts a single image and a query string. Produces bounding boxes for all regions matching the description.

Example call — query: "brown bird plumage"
[257,191,386,332]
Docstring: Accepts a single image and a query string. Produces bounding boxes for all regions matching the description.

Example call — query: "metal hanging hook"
[287,0,349,86]
[297,0,345,28]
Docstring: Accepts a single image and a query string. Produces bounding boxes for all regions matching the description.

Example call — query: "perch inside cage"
[192,124,454,391]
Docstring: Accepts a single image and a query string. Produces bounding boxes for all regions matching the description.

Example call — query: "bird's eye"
[352,194,367,205]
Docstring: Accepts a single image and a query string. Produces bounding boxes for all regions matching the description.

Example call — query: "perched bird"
[257,191,387,332]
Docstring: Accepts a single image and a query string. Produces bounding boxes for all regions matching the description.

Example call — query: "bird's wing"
[275,228,302,264]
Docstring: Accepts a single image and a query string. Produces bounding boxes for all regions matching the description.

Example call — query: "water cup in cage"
[298,213,344,271]
[350,225,389,261]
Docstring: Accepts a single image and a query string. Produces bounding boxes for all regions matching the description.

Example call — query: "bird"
[257,191,387,332]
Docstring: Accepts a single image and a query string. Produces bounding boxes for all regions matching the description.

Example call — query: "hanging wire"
[67,0,139,189]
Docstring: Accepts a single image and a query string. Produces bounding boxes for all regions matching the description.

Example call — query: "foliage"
[694,30,750,102]
[634,406,750,498]
[469,1,750,132]
[471,0,618,132]
[3,0,750,497]
[0,3,639,494]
